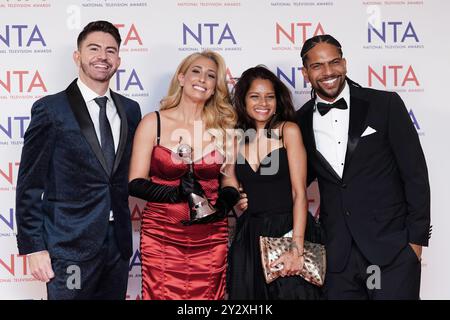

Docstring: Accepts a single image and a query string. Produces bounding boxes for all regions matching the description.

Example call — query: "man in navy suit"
[15,21,141,299]
[296,35,430,299]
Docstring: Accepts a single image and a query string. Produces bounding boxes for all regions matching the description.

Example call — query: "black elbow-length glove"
[128,171,203,203]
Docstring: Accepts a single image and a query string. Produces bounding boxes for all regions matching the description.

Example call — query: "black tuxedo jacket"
[16,79,142,261]
[296,85,430,272]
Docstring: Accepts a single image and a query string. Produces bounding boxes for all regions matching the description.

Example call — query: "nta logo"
[276,22,325,45]
[114,69,144,92]
[0,254,29,277]
[0,116,30,139]
[276,66,308,90]
[114,23,143,46]
[0,208,14,232]
[368,21,419,43]
[182,23,237,45]
[368,65,419,87]
[0,25,46,47]
[0,70,47,93]
[0,161,20,186]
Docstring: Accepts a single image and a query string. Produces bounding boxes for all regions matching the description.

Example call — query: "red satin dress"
[141,144,228,300]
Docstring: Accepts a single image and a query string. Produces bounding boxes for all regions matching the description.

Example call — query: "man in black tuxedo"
[296,35,430,299]
[15,21,141,299]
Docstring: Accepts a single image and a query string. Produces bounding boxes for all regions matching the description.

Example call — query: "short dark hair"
[77,20,121,49]
[301,34,343,66]
[232,65,295,136]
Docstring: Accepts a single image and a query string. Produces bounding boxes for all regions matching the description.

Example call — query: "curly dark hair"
[77,20,121,49]
[232,65,295,139]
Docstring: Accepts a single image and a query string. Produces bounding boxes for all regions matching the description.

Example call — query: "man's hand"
[28,250,55,282]
[409,243,422,261]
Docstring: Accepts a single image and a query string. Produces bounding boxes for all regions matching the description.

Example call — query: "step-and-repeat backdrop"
[1,0,448,299]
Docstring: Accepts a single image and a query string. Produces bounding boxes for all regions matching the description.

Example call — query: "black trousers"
[47,223,130,300]
[324,241,421,300]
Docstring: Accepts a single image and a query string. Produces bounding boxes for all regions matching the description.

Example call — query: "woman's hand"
[233,187,248,216]
[269,247,305,277]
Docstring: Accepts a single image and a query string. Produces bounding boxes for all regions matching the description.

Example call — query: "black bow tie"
[316,98,348,116]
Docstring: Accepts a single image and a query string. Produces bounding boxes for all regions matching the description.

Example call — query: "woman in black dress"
[227,66,321,299]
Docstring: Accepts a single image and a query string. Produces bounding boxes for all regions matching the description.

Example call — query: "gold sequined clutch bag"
[259,231,326,286]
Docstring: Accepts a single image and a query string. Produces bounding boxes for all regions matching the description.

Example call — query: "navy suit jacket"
[296,84,430,272]
[16,79,142,261]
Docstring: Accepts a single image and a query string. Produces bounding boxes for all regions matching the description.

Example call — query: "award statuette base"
[177,143,218,225]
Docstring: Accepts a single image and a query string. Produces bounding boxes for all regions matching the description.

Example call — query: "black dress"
[227,147,322,300]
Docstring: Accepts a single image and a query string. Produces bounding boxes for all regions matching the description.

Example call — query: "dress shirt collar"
[77,78,112,104]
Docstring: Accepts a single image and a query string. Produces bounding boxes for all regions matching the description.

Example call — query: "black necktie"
[316,97,348,116]
[94,96,115,174]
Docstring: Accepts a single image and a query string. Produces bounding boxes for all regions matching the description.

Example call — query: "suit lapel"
[302,100,342,182]
[316,149,342,182]
[301,101,316,151]
[65,79,110,176]
[110,91,128,175]
[343,86,369,177]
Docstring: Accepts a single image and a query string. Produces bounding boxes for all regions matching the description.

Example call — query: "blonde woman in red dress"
[128,51,241,300]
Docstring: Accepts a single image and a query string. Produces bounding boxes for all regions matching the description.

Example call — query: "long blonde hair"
[160,50,237,168]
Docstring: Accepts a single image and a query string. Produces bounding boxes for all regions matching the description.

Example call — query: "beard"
[80,60,116,83]
[315,76,346,101]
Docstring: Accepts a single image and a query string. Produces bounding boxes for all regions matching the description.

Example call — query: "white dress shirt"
[76,79,121,153]
[77,79,121,221]
[312,82,350,178]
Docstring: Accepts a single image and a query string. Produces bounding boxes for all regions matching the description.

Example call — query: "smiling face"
[73,31,121,87]
[178,56,218,105]
[245,78,276,128]
[301,42,347,102]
